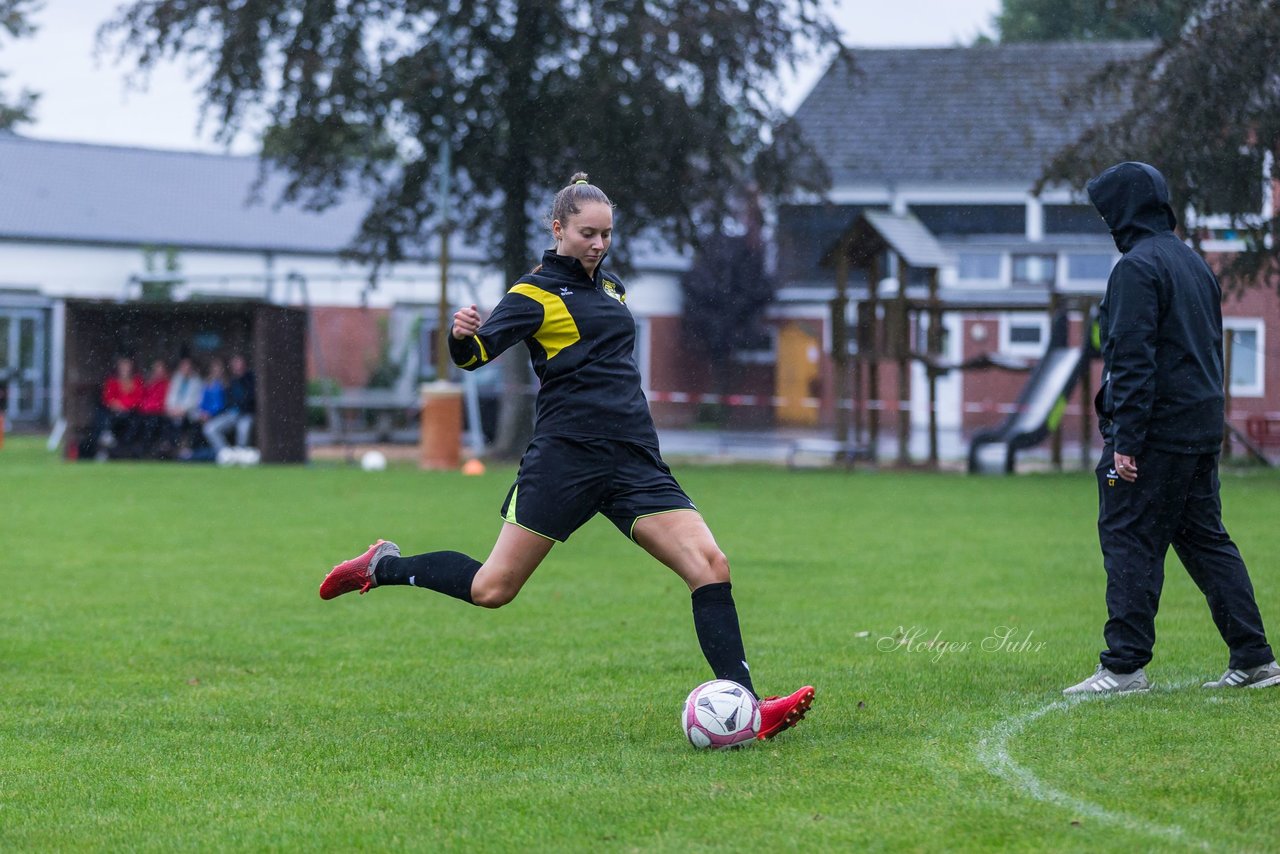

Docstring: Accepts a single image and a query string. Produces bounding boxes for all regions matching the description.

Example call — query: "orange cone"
[461,457,486,476]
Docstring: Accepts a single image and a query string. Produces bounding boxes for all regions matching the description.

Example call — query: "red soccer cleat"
[757,685,815,740]
[319,539,400,600]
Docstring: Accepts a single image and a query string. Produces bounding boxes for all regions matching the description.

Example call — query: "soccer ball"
[681,679,760,749]
[217,447,261,466]
[360,450,388,471]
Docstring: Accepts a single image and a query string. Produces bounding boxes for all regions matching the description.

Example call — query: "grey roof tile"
[0,132,684,270]
[0,132,370,253]
[793,42,1153,185]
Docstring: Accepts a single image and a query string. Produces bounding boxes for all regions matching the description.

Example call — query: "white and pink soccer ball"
[681,679,760,749]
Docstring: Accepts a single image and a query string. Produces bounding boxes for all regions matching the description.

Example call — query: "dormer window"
[1011,254,1057,287]
[957,252,1002,282]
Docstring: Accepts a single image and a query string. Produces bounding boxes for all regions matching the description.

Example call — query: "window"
[1066,253,1115,282]
[957,252,1002,282]
[775,204,879,284]
[1000,315,1049,357]
[1224,318,1265,397]
[1044,204,1109,235]
[1009,325,1042,345]
[909,204,1025,235]
[1200,226,1248,253]
[1011,254,1057,286]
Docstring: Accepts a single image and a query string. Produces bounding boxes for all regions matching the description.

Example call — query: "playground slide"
[968,314,1091,474]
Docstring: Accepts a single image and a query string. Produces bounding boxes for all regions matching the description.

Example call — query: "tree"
[103,0,837,455]
[679,192,774,422]
[1041,0,1280,291]
[0,0,39,130]
[993,0,1197,43]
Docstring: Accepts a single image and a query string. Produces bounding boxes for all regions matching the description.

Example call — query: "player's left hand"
[451,304,481,339]
[1114,452,1138,483]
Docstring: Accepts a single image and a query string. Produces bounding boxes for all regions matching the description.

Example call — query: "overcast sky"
[3,0,1000,154]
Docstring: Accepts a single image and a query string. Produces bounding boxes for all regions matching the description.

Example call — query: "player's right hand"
[451,304,481,339]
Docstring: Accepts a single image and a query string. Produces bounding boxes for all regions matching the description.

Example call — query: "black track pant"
[1097,446,1273,673]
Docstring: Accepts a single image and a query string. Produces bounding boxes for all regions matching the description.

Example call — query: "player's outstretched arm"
[447,293,541,371]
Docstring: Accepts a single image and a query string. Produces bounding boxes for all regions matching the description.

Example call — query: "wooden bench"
[787,438,874,468]
[307,390,420,445]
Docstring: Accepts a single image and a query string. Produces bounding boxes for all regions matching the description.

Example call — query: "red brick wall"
[953,285,1280,454]
[1221,286,1280,432]
[645,315,775,428]
[958,314,1104,453]
[444,278,1279,444]
[308,307,389,388]
[636,285,1279,450]
[647,315,712,394]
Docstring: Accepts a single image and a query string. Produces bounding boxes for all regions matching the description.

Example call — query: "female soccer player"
[320,173,814,740]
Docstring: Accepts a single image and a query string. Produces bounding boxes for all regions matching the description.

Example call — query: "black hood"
[1086,161,1179,253]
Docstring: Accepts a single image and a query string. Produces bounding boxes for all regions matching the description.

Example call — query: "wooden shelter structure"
[823,211,1101,470]
[823,210,951,465]
[63,300,308,463]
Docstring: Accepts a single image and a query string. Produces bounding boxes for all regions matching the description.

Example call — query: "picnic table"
[308,389,421,445]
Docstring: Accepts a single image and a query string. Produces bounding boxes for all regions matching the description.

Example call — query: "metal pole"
[927,268,942,467]
[1080,300,1095,471]
[867,255,881,461]
[896,261,910,467]
[436,139,452,380]
[833,242,850,445]
[1223,328,1234,459]
[853,298,864,444]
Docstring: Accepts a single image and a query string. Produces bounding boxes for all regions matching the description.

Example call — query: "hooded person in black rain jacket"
[1063,161,1279,695]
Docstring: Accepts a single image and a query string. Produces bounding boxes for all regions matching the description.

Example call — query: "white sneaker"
[1063,664,1150,695]
[1202,660,1280,689]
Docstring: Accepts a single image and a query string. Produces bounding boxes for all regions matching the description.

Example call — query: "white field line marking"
[975,684,1210,850]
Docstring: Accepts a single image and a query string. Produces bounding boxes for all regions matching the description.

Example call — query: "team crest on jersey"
[602,281,626,303]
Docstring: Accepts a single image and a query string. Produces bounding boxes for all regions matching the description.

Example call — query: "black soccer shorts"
[499,434,697,542]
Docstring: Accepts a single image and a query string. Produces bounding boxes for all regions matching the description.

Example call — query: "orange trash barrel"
[419,381,463,470]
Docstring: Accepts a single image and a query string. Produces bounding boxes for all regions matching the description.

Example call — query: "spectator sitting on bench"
[182,358,226,460]
[137,358,170,456]
[203,354,255,453]
[164,356,204,453]
[94,355,143,457]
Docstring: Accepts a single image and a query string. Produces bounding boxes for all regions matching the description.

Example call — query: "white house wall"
[2,238,682,314]
[0,238,513,310]
[824,182,1082,207]
[620,271,682,318]
[2,241,154,299]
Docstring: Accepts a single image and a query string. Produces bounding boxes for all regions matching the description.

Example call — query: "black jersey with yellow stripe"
[447,250,658,446]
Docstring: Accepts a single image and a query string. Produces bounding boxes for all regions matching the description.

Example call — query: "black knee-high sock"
[691,581,755,696]
[374,551,481,604]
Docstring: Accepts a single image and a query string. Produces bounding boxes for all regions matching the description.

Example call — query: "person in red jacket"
[137,359,171,456]
[102,356,143,410]
[94,356,143,458]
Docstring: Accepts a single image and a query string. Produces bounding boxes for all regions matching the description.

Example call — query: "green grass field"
[2,436,1278,851]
